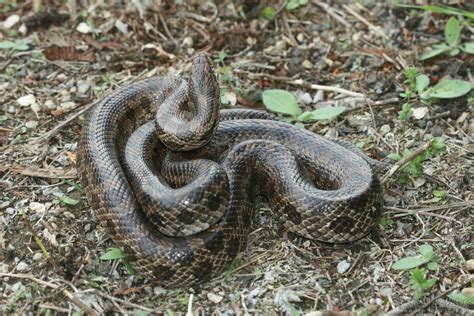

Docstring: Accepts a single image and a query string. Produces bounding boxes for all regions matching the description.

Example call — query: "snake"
[77,53,383,287]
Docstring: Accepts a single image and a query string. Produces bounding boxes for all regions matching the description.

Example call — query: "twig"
[186,293,194,316]
[381,139,434,183]
[435,298,474,316]
[313,1,351,28]
[342,4,389,40]
[89,289,154,312]
[0,273,98,316]
[386,200,474,214]
[385,299,418,315]
[20,210,63,273]
[388,206,459,222]
[35,100,98,142]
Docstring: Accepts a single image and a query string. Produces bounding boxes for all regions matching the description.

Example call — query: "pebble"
[77,80,91,94]
[25,120,38,129]
[76,22,91,34]
[44,100,56,110]
[412,107,428,119]
[380,124,390,136]
[32,253,43,261]
[17,94,36,107]
[207,292,223,303]
[7,105,15,113]
[115,19,128,35]
[5,207,15,215]
[182,37,194,47]
[466,259,474,272]
[302,60,313,69]
[337,259,351,274]
[16,261,29,272]
[2,14,20,29]
[0,263,9,273]
[60,101,76,110]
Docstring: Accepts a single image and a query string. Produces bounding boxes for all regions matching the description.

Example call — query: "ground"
[0,1,473,315]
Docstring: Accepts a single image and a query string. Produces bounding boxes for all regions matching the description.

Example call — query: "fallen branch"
[0,273,98,316]
[381,139,434,183]
[342,4,389,40]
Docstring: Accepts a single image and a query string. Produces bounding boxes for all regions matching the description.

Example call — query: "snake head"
[156,53,220,151]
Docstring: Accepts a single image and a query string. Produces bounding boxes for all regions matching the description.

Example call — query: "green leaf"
[445,17,460,47]
[0,41,15,49]
[306,106,346,121]
[427,261,438,271]
[261,7,276,20]
[460,43,474,54]
[297,111,314,122]
[419,43,450,60]
[262,90,301,117]
[394,4,474,20]
[415,75,430,93]
[100,247,125,260]
[52,192,80,205]
[387,153,402,161]
[432,190,445,198]
[448,292,474,305]
[431,137,446,153]
[418,244,433,256]
[423,80,472,99]
[392,256,426,270]
[448,48,460,56]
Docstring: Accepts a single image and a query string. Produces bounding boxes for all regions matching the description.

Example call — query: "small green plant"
[409,268,438,300]
[394,3,474,20]
[398,67,472,121]
[260,6,276,20]
[286,0,308,11]
[387,137,446,182]
[0,39,29,51]
[100,247,141,278]
[393,244,440,271]
[393,244,439,300]
[432,190,445,202]
[420,17,474,60]
[52,191,80,206]
[262,89,346,126]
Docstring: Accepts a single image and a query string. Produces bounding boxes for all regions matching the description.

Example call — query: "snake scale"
[77,53,383,287]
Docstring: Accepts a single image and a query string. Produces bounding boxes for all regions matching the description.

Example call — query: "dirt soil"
[0,1,473,315]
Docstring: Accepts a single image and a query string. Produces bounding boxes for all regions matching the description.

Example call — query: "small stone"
[7,105,15,113]
[302,60,313,69]
[17,94,36,107]
[25,121,38,129]
[2,14,20,29]
[412,107,428,119]
[76,22,90,34]
[115,19,128,35]
[0,263,9,273]
[207,292,223,303]
[432,126,443,137]
[44,100,56,110]
[32,253,43,261]
[77,80,90,94]
[296,33,305,43]
[154,286,167,295]
[16,261,29,272]
[462,287,474,297]
[5,207,15,215]
[380,124,391,136]
[465,259,474,272]
[182,37,194,47]
[11,281,22,292]
[337,259,351,274]
[380,287,392,297]
[30,202,46,213]
[298,92,312,105]
[60,101,76,110]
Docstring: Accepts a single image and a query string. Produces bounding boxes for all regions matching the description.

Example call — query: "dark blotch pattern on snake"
[77,53,383,287]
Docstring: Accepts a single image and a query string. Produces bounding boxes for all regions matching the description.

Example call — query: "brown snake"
[77,53,383,287]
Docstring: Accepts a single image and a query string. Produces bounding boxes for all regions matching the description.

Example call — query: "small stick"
[386,200,474,213]
[342,4,389,40]
[0,273,98,316]
[291,79,364,97]
[381,139,434,183]
[385,300,418,315]
[90,289,154,312]
[435,298,474,315]
[313,1,351,28]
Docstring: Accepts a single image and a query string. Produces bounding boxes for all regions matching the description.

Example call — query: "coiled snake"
[77,53,383,287]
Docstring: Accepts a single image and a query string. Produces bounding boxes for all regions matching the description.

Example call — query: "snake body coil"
[77,53,383,287]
